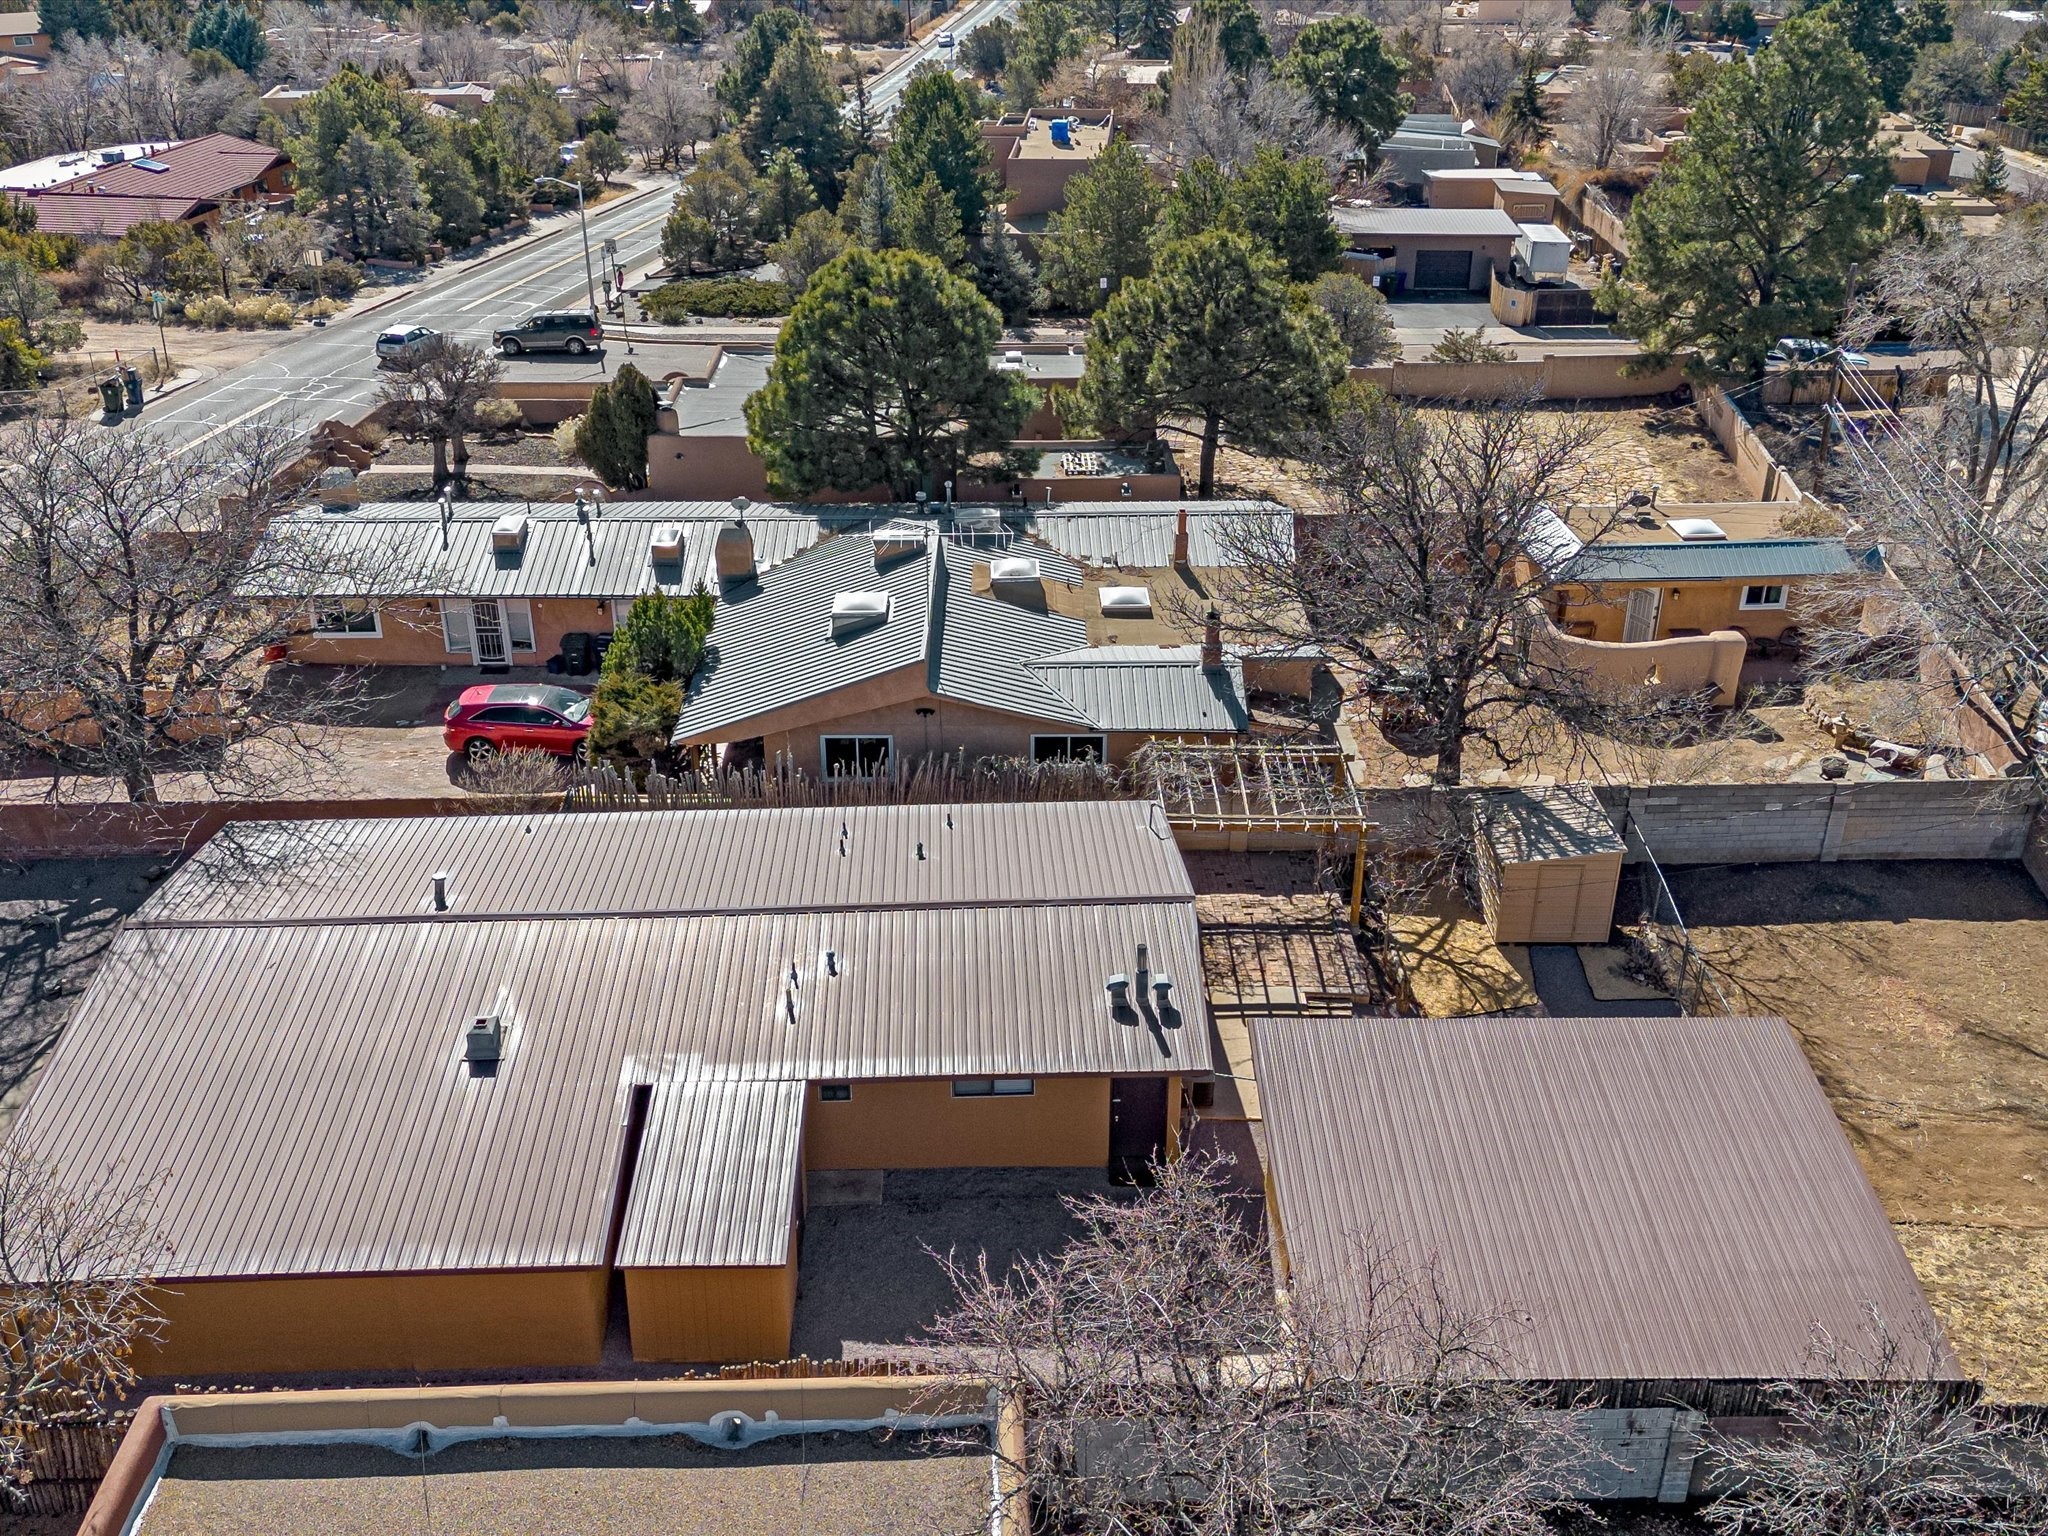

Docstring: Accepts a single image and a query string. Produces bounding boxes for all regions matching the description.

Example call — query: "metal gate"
[1412,248,1473,290]
[473,598,508,666]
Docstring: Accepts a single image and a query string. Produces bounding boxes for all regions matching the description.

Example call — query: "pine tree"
[970,209,1041,325]
[576,364,660,490]
[1971,140,2009,197]
[853,155,897,248]
[897,173,968,268]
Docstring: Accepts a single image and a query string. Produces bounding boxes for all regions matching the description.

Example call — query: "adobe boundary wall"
[1350,351,1686,401]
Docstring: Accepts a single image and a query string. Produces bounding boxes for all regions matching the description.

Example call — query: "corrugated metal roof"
[1251,1015,1959,1385]
[15,804,1210,1281]
[1476,784,1623,862]
[1556,538,1856,584]
[1022,503,1292,568]
[1332,206,1523,238]
[927,542,1091,725]
[261,506,822,600]
[1028,647,1249,733]
[618,1079,805,1268]
[150,802,1195,925]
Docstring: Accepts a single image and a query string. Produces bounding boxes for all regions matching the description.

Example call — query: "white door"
[1622,587,1662,644]
[473,598,508,665]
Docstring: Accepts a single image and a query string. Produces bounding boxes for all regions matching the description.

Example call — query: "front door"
[1108,1077,1168,1184]
[473,598,509,668]
[1622,587,1663,644]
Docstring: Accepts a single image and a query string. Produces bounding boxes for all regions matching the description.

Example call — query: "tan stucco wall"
[1345,233,1518,291]
[1530,612,1747,705]
[1425,178,1558,222]
[1560,579,1803,642]
[645,431,774,501]
[625,1241,798,1364]
[284,595,622,667]
[136,1269,609,1376]
[805,1076,1113,1169]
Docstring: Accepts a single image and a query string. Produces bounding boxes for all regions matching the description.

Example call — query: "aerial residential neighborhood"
[2,0,2048,1531]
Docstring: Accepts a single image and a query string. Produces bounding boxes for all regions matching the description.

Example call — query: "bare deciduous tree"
[1155,19,1354,174]
[625,57,719,170]
[419,23,501,87]
[919,1153,1599,1535]
[1211,391,1716,784]
[1442,39,1521,117]
[1703,1307,2048,1536]
[377,334,505,488]
[1559,45,1667,170]
[0,413,434,803]
[0,1144,166,1499]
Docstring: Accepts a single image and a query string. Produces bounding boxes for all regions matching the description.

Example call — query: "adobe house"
[10,803,1211,1375]
[1422,168,1561,223]
[980,108,1113,218]
[1332,205,1521,293]
[673,521,1254,773]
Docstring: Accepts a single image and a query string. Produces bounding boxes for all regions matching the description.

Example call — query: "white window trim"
[821,734,892,778]
[310,599,380,639]
[1032,733,1107,762]
[503,597,536,651]
[1739,584,1788,611]
[440,597,473,654]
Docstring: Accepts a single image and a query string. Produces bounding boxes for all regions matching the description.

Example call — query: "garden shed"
[1473,784,1623,944]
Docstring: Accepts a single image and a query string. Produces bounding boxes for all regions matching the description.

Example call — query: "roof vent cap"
[650,524,684,563]
[464,1013,502,1068]
[490,511,530,552]
[1099,584,1151,616]
[831,590,891,636]
[872,521,926,565]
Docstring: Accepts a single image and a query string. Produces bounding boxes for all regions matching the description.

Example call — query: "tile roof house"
[8,133,291,238]
[11,802,1213,1375]
[673,524,1250,771]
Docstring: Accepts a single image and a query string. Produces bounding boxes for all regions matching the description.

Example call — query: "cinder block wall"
[1586,780,2035,864]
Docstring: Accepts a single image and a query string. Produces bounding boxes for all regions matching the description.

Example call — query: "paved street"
[860,0,1023,119]
[126,183,678,455]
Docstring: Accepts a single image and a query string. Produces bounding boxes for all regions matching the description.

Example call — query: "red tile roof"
[13,133,288,237]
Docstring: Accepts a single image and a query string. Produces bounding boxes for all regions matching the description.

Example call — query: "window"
[311,599,378,637]
[952,1077,1035,1097]
[1740,584,1787,610]
[440,598,472,654]
[1032,734,1106,763]
[822,735,891,778]
[503,597,536,651]
[14,34,37,45]
[470,706,528,725]
[818,1083,851,1102]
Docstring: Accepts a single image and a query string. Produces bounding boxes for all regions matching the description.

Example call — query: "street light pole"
[534,173,599,320]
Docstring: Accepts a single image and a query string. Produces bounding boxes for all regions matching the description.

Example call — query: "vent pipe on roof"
[464,1013,502,1071]
[437,487,452,551]
[1105,973,1130,1008]
[431,870,451,911]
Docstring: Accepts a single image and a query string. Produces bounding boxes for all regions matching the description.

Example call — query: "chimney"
[1172,506,1190,567]
[430,871,451,911]
[1201,608,1223,670]
[715,518,755,587]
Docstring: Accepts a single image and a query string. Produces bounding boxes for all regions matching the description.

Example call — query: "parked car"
[375,325,440,364]
[442,683,592,764]
[493,310,603,356]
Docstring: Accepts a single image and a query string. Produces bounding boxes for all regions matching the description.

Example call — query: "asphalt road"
[127,183,678,456]
[1952,137,2048,198]
[858,0,1024,119]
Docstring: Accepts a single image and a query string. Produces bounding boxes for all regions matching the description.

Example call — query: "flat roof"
[14,804,1210,1280]
[136,1431,993,1536]
[1252,1015,1960,1386]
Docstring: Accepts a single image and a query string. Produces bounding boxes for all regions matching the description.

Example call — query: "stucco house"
[1333,205,1522,293]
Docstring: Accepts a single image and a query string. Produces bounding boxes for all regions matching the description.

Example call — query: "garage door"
[1412,248,1473,290]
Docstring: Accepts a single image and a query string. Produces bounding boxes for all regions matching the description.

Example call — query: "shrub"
[0,317,44,389]
[303,296,349,319]
[231,296,272,328]
[263,300,296,327]
[465,746,567,806]
[474,397,525,435]
[1428,327,1514,365]
[574,364,659,490]
[641,277,790,322]
[606,589,715,684]
[589,672,682,760]
[183,295,232,327]
[553,413,585,459]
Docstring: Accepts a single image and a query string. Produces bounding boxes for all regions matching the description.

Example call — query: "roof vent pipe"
[437,487,452,551]
[1153,975,1174,1006]
[1135,941,1150,978]
[1105,973,1130,1007]
[431,871,450,911]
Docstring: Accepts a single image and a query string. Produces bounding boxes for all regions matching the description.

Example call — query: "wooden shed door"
[1109,1078,1168,1184]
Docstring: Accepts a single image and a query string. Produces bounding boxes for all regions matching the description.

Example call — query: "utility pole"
[534,173,599,320]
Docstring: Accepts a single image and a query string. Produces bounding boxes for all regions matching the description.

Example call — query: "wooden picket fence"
[564,752,1127,811]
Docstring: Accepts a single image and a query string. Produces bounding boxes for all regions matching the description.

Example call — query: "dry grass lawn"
[1669,860,2048,1400]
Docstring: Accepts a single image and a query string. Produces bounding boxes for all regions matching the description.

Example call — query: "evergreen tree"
[1278,16,1410,156]
[2006,56,2048,135]
[768,208,850,296]
[1227,145,1341,283]
[1604,13,1888,374]
[970,208,1040,325]
[852,153,897,248]
[745,248,1035,497]
[1041,137,1163,312]
[717,7,806,118]
[187,3,266,73]
[1005,0,1081,105]
[1494,60,1550,155]
[576,364,660,490]
[1795,0,1945,111]
[604,589,716,683]
[581,130,629,184]
[37,0,110,42]
[1156,156,1231,247]
[1193,0,1269,74]
[897,173,968,268]
[1970,139,2009,197]
[1073,230,1346,495]
[756,146,817,240]
[887,67,997,238]
[744,28,851,195]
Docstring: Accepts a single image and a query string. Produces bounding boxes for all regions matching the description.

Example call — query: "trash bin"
[560,630,594,676]
[122,366,143,410]
[96,375,124,414]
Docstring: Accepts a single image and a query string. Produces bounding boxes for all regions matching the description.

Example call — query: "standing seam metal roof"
[1251,1015,1958,1385]
[1555,538,1858,584]
[1027,647,1250,733]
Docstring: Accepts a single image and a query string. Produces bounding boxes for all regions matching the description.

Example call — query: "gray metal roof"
[14,804,1210,1281]
[1332,206,1522,239]
[1021,503,1292,568]
[618,1078,805,1268]
[263,503,823,600]
[1251,1015,1959,1386]
[1028,647,1250,733]
[1557,538,1857,585]
[1476,784,1623,863]
[152,802,1197,924]
[666,348,1082,435]
[927,541,1092,725]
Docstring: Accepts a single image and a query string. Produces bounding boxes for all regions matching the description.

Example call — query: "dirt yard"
[1668,860,2048,1400]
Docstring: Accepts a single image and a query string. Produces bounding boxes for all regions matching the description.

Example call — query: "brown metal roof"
[1251,1015,1960,1384]
[13,805,1208,1280]
[147,802,1194,926]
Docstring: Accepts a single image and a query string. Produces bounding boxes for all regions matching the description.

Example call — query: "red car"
[442,683,592,764]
